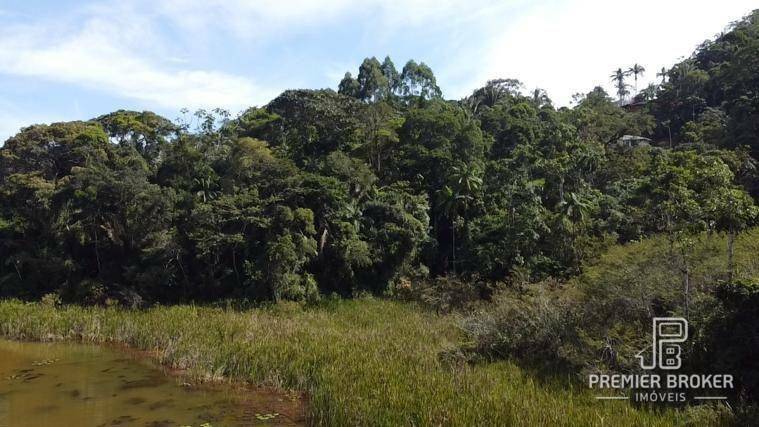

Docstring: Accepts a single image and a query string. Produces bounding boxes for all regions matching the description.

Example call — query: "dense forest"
[2,7,759,414]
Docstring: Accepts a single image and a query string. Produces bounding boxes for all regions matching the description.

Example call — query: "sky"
[0,0,756,141]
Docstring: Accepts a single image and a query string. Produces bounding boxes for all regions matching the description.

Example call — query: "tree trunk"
[177,253,189,300]
[683,266,690,319]
[680,246,690,319]
[13,261,22,281]
[94,230,102,275]
[232,248,240,286]
[727,230,736,282]
[451,222,456,275]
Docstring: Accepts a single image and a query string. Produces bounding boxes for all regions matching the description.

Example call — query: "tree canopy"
[2,12,759,305]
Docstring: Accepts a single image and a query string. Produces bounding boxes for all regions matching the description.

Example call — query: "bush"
[692,279,759,403]
[460,286,581,370]
[40,292,62,307]
[61,279,106,305]
[402,276,493,313]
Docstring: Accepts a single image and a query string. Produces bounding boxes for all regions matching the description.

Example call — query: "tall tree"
[338,72,361,98]
[380,56,400,99]
[360,102,402,175]
[466,79,522,113]
[709,188,758,281]
[610,68,631,101]
[357,57,388,102]
[657,66,668,84]
[627,63,646,93]
[400,60,442,100]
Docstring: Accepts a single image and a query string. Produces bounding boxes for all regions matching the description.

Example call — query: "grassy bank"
[0,298,718,426]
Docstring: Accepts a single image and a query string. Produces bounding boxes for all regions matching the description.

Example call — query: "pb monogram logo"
[636,317,688,370]
[591,316,732,402]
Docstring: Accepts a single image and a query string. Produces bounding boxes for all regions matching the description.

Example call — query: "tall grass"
[0,297,720,426]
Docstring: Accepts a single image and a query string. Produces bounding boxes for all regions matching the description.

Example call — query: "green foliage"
[693,278,759,402]
[339,56,441,104]
[96,110,177,162]
[261,89,366,168]
[0,99,429,302]
[356,56,388,102]
[652,10,759,157]
[399,59,442,100]
[569,86,654,144]
[463,229,759,388]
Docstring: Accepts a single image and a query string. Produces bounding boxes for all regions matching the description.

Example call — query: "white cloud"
[0,3,276,112]
[0,0,755,124]
[0,0,530,116]
[459,0,758,105]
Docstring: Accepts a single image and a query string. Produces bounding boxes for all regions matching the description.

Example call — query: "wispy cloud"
[0,0,755,137]
[0,2,276,112]
[459,0,758,105]
[0,0,526,117]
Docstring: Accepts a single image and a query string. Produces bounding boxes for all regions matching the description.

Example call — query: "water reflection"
[0,339,305,426]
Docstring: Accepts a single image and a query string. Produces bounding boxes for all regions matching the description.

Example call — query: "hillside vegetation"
[2,11,759,305]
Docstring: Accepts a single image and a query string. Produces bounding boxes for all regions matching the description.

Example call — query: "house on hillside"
[616,134,651,148]
[615,98,648,113]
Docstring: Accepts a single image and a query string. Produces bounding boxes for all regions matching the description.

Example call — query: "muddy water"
[0,340,305,426]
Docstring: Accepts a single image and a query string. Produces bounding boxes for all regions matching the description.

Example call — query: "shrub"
[404,276,493,314]
[692,279,759,403]
[40,292,62,307]
[460,286,581,370]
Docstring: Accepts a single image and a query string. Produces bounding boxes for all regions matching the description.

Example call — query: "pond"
[0,339,306,426]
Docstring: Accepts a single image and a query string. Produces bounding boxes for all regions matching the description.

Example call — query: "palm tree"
[436,185,463,274]
[437,163,482,274]
[671,61,696,97]
[193,177,219,203]
[450,163,483,201]
[627,63,646,93]
[558,192,592,226]
[556,191,593,266]
[674,61,695,79]
[468,78,522,112]
[610,68,631,101]
[656,67,668,84]
[344,201,363,232]
[462,96,481,115]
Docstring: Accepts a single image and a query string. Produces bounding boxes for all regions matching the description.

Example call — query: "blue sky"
[0,0,756,141]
